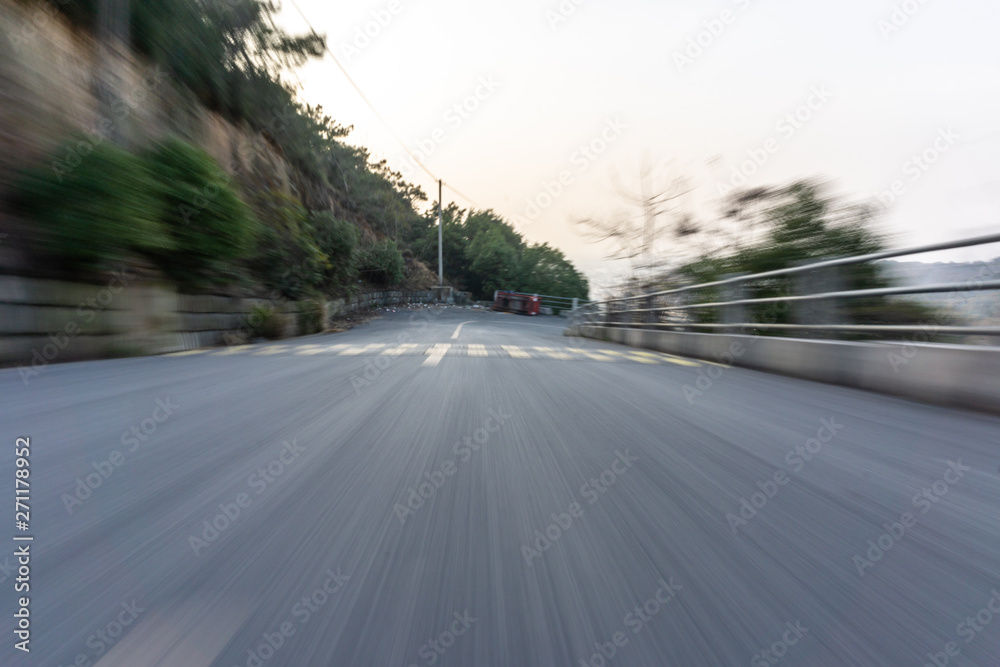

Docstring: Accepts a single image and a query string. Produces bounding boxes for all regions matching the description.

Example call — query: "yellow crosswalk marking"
[294,345,324,355]
[467,344,488,357]
[168,349,207,357]
[568,348,616,362]
[382,343,419,355]
[213,345,251,356]
[625,352,661,364]
[534,346,571,360]
[657,354,701,367]
[422,343,451,367]
[253,346,288,356]
[630,350,700,367]
[502,345,531,358]
[339,344,385,356]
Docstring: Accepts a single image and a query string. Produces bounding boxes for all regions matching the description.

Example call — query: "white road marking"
[467,344,488,357]
[422,343,451,367]
[451,321,476,340]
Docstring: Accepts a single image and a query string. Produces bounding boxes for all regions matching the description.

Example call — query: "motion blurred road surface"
[2,306,999,665]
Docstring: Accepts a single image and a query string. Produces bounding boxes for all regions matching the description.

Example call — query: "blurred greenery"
[250,190,324,299]
[13,0,589,303]
[309,211,359,291]
[358,240,405,287]
[406,206,590,301]
[15,137,172,270]
[668,180,944,334]
[145,138,257,284]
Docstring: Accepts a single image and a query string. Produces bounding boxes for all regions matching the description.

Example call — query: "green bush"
[16,137,172,269]
[145,138,257,282]
[248,303,285,340]
[358,240,405,286]
[251,191,325,298]
[297,298,326,335]
[309,211,359,289]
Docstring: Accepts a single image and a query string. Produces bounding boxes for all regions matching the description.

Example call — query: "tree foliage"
[407,207,589,300]
[145,138,257,283]
[15,137,171,270]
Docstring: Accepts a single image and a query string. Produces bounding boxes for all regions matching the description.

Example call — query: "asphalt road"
[2,305,999,666]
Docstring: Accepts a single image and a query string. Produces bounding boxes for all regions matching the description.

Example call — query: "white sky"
[277,0,1000,291]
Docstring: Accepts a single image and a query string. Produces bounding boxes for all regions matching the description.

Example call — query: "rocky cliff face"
[0,0,303,273]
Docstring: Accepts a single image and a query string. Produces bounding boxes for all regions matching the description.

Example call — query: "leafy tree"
[309,211,358,290]
[518,243,589,300]
[670,180,942,333]
[466,227,520,298]
[358,240,405,286]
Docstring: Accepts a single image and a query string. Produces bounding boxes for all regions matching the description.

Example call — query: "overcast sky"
[277,0,1000,290]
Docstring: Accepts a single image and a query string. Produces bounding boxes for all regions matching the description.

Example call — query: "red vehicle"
[492,291,541,316]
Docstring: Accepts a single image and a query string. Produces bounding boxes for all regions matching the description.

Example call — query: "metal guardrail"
[566,233,1000,341]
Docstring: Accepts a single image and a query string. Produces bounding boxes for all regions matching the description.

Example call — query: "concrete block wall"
[568,324,1000,415]
[0,275,437,367]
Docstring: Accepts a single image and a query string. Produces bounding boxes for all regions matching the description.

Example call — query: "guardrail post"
[794,263,846,337]
[644,290,657,329]
[721,274,748,335]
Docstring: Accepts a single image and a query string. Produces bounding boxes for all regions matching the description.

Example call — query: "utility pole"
[437,179,443,286]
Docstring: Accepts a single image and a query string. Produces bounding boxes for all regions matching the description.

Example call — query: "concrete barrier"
[0,274,437,367]
[569,324,1000,414]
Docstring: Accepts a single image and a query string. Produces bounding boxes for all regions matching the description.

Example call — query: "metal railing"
[567,232,1000,342]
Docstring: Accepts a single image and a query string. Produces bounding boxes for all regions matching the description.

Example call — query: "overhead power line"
[285,0,486,213]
